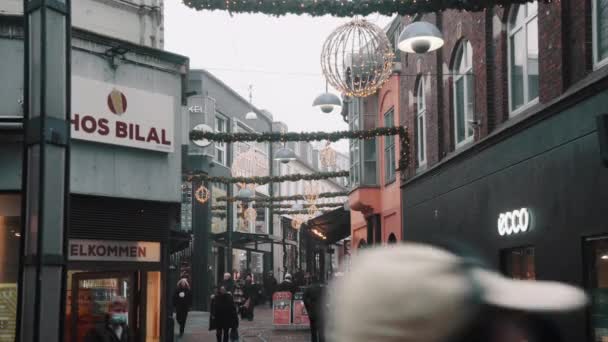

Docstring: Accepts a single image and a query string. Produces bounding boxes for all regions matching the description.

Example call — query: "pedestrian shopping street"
[176,307,309,342]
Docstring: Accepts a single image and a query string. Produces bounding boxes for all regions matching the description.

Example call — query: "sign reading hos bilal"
[71,76,175,152]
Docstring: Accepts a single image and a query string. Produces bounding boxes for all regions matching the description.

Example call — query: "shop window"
[349,99,361,187]
[146,272,161,342]
[215,115,228,166]
[384,109,396,183]
[594,0,608,68]
[416,76,427,168]
[501,246,536,280]
[453,40,475,147]
[508,2,539,115]
[585,237,608,341]
[0,194,20,341]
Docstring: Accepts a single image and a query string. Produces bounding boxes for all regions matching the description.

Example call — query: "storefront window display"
[250,252,264,283]
[586,237,608,342]
[211,183,228,234]
[232,249,248,279]
[501,246,536,280]
[0,194,20,341]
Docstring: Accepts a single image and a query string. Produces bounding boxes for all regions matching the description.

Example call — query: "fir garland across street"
[217,191,349,203]
[274,208,340,215]
[212,202,346,210]
[182,0,543,17]
[190,126,405,143]
[190,171,348,185]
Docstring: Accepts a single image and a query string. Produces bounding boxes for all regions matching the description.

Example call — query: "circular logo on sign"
[107,88,127,115]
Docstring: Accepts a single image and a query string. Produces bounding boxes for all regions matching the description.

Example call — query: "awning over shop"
[211,232,280,249]
[170,229,192,253]
[303,208,350,244]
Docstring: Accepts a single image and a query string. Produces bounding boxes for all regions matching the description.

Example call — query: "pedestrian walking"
[84,296,131,342]
[264,271,278,308]
[232,279,245,315]
[303,281,326,342]
[173,278,192,338]
[276,273,297,294]
[242,275,256,321]
[220,272,235,294]
[328,242,588,342]
[209,286,239,342]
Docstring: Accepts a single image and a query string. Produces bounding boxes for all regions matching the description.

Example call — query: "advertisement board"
[292,292,310,326]
[272,291,292,325]
[71,76,175,152]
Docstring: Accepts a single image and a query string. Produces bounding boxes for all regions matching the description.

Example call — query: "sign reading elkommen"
[69,239,161,262]
[71,76,175,152]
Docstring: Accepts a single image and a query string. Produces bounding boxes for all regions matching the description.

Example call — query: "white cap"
[328,243,588,342]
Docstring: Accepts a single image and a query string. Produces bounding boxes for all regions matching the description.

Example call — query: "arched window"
[508,2,539,114]
[416,77,427,167]
[453,41,474,147]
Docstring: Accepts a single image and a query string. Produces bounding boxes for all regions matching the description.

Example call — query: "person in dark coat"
[210,286,239,342]
[304,283,326,342]
[276,273,298,294]
[220,272,235,294]
[242,275,257,321]
[173,278,192,337]
[85,296,131,342]
[264,271,278,308]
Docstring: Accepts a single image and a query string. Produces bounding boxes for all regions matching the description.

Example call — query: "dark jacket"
[243,281,257,301]
[210,293,239,330]
[264,275,278,295]
[173,287,192,323]
[276,279,298,294]
[221,279,235,294]
[85,322,130,342]
[303,284,325,322]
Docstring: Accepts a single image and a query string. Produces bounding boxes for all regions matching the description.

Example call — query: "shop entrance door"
[69,272,139,342]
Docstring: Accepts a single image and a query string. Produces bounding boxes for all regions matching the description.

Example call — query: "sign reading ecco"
[497,208,531,236]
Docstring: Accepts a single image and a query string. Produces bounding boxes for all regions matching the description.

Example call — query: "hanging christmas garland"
[274,208,340,215]
[183,0,541,17]
[189,171,348,185]
[190,126,405,143]
[217,191,349,203]
[212,202,346,210]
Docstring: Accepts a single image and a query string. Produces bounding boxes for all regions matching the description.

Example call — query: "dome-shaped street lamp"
[274,146,296,164]
[237,187,254,199]
[398,21,444,54]
[245,84,258,120]
[313,82,342,114]
[245,111,258,120]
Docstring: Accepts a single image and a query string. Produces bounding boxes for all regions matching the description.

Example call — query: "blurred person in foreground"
[210,285,239,342]
[303,279,326,342]
[328,242,588,342]
[85,296,131,342]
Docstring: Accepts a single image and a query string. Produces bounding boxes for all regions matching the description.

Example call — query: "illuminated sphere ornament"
[321,18,394,98]
[307,204,318,217]
[244,205,257,223]
[320,142,337,168]
[194,185,211,204]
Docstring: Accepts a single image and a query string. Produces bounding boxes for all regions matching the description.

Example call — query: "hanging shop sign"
[69,239,161,262]
[71,76,175,152]
[497,208,531,236]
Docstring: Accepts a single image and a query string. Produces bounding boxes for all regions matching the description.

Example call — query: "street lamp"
[237,187,254,199]
[274,146,297,164]
[398,21,444,54]
[313,82,342,114]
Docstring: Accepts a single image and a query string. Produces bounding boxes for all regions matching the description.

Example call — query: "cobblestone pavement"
[175,306,310,342]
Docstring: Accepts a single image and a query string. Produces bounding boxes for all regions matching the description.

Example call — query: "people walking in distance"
[242,274,257,321]
[328,243,588,342]
[304,280,326,342]
[220,272,235,294]
[264,271,278,308]
[276,273,298,294]
[209,286,239,342]
[85,296,131,342]
[173,278,192,338]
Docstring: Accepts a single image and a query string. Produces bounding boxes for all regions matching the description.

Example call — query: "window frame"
[453,41,475,149]
[383,108,396,184]
[349,99,362,186]
[500,245,536,280]
[592,0,608,69]
[214,114,228,166]
[416,77,427,169]
[507,2,540,116]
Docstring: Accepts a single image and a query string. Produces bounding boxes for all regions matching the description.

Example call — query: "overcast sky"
[164,3,392,152]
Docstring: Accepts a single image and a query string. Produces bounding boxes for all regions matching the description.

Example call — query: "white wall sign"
[498,208,531,236]
[71,76,175,152]
[69,239,161,262]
